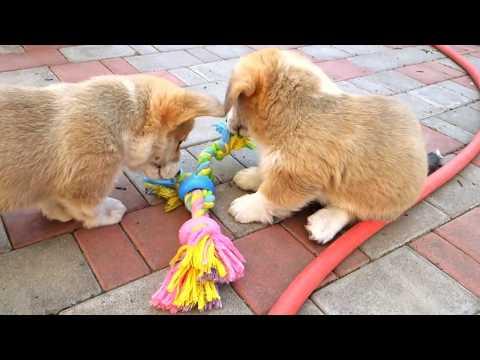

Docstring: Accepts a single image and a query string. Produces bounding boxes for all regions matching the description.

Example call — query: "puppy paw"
[305,208,350,244]
[84,197,127,229]
[229,193,274,224]
[233,167,262,192]
[104,197,127,223]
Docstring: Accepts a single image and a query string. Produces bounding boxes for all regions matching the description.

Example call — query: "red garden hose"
[268,45,480,315]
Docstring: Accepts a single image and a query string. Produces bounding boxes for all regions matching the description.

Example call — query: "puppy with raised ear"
[0,74,224,228]
[225,48,428,244]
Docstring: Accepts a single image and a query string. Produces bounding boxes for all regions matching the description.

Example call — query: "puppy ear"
[182,90,225,119]
[148,87,224,132]
[223,47,282,113]
[224,71,257,114]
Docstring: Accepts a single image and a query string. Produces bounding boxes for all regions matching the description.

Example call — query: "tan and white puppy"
[225,49,428,244]
[0,74,224,228]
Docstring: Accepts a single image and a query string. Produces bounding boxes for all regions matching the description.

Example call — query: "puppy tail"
[427,149,443,175]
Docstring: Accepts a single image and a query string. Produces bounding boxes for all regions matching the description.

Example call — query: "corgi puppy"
[225,49,428,244]
[0,74,224,228]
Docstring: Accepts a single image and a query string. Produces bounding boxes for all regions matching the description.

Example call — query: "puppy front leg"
[233,166,262,192]
[60,197,127,229]
[229,176,311,224]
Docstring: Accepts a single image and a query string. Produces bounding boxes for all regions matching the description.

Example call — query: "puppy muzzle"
[159,161,180,179]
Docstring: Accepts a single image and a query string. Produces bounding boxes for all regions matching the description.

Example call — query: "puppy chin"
[227,119,249,137]
[227,110,249,137]
[159,161,180,179]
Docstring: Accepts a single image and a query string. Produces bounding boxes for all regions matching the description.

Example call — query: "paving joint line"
[71,231,105,294]
[117,221,154,273]
[0,215,14,251]
[424,226,480,267]
[406,243,480,302]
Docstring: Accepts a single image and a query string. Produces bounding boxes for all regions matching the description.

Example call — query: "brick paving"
[0,45,479,315]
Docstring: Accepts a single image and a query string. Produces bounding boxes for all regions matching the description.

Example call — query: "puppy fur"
[0,74,224,228]
[225,49,428,244]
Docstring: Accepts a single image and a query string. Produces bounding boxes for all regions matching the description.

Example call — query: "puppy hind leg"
[306,206,354,245]
[39,200,73,223]
[229,175,312,224]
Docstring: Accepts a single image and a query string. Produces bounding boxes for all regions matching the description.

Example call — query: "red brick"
[434,208,480,263]
[75,225,150,290]
[232,225,316,314]
[1,209,80,249]
[110,173,147,213]
[0,48,67,72]
[422,125,464,154]
[398,65,436,84]
[411,232,480,297]
[101,58,139,75]
[50,61,112,82]
[315,59,371,81]
[147,70,185,86]
[121,205,191,270]
[23,45,68,51]
[398,62,464,85]
[453,76,477,91]
[282,207,369,277]
[425,62,465,77]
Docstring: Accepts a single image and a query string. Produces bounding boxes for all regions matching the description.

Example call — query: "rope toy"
[144,121,255,313]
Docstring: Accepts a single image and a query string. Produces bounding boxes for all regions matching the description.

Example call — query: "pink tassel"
[150,265,180,313]
[178,215,245,282]
[150,214,246,312]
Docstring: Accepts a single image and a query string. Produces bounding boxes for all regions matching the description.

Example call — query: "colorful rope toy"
[144,121,255,313]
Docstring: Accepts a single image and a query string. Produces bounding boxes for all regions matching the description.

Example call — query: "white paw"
[104,197,127,221]
[84,197,127,228]
[229,193,273,224]
[233,167,261,192]
[305,208,351,244]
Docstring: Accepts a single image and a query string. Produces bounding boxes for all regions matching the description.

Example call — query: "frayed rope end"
[150,216,245,313]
